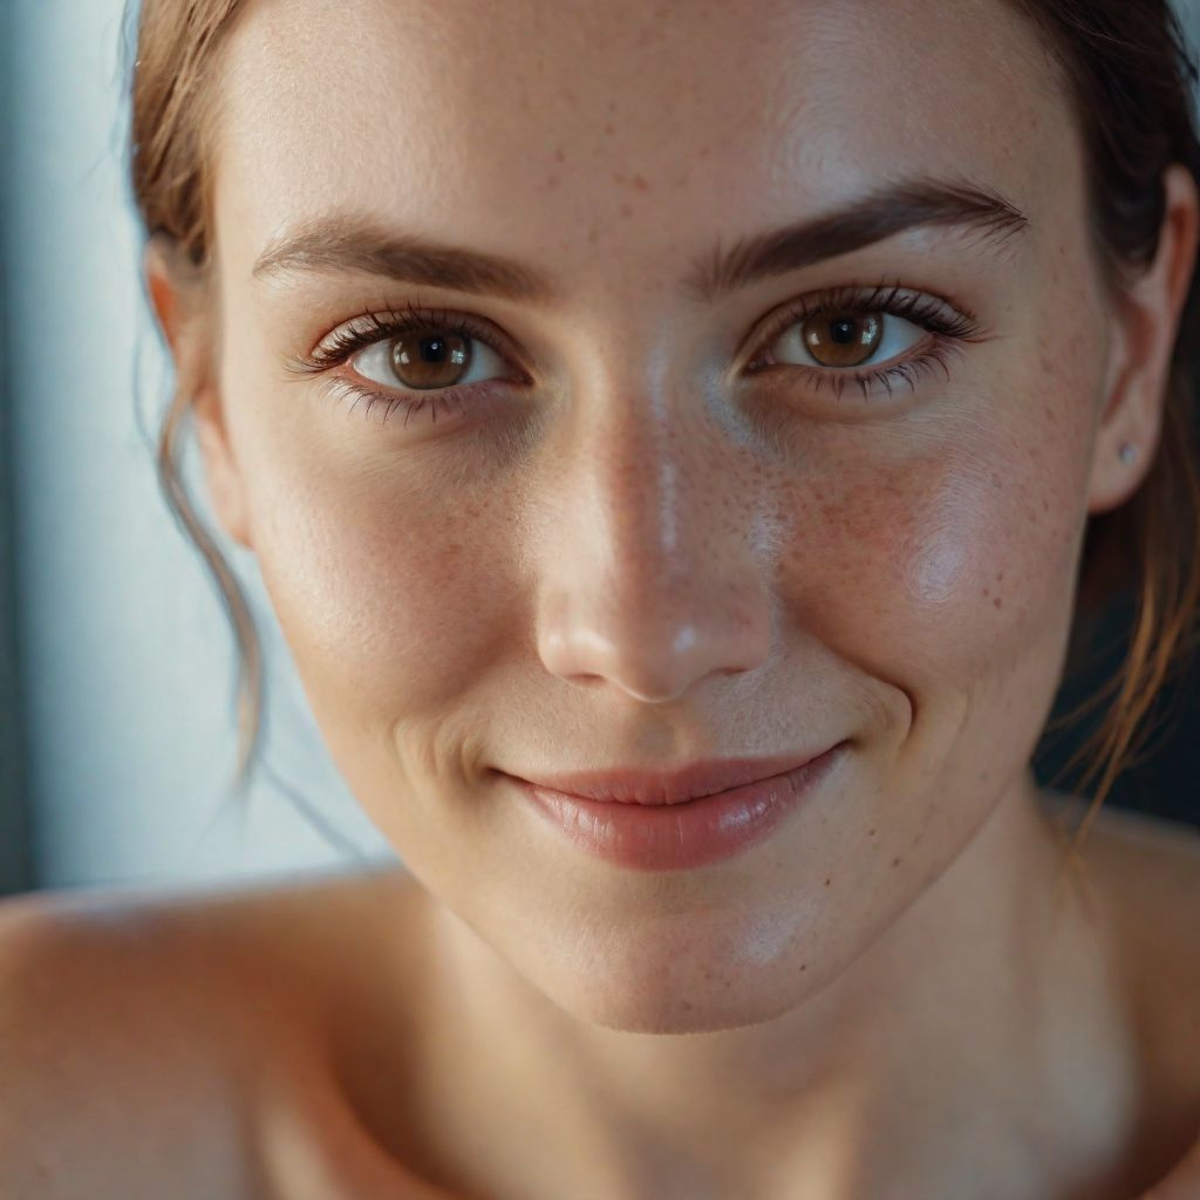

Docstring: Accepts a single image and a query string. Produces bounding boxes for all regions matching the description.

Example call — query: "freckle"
[868,828,876,837]
[892,857,902,867]
[824,877,832,887]
[800,964,807,972]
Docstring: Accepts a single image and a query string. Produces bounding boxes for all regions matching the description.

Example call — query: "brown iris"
[390,330,471,390]
[802,312,883,368]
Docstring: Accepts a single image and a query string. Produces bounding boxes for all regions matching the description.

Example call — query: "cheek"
[247,456,504,737]
[781,420,1091,690]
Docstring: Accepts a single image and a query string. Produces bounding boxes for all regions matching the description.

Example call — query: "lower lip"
[506,744,846,872]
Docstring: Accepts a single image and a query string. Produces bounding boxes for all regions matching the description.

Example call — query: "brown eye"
[389,329,472,390]
[801,312,883,368]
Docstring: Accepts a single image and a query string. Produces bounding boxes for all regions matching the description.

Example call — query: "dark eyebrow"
[251,176,1029,305]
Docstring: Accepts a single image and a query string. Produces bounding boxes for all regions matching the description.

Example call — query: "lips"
[509,745,848,871]
[502,750,837,806]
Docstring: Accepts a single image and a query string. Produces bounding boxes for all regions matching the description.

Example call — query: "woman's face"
[189,0,1167,1031]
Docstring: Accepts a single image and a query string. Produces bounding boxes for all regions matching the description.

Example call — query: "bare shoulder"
[1056,797,1200,1029]
[0,864,421,1200]
[1044,791,1200,926]
[1070,798,1200,950]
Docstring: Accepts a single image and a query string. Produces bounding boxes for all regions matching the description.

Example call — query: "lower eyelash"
[806,341,961,403]
[331,383,465,429]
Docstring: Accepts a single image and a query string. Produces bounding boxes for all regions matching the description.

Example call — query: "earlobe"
[1085,329,1164,516]
[1087,163,1200,516]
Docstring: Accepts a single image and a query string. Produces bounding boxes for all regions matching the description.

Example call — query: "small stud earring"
[1118,442,1139,465]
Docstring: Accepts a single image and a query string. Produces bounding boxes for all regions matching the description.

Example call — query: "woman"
[1,0,1199,1195]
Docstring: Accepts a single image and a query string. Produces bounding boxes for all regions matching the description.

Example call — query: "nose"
[533,398,774,704]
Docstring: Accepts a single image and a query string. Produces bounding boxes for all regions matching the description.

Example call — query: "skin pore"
[146,0,1200,1196]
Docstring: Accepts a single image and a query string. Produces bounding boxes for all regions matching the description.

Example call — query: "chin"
[577,992,814,1037]
[527,929,832,1036]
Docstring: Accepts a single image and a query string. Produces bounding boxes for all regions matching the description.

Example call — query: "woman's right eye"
[349,328,509,394]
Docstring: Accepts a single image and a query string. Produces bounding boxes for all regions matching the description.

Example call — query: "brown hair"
[125,0,1200,859]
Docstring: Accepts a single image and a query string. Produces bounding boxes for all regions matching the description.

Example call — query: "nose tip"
[537,577,770,704]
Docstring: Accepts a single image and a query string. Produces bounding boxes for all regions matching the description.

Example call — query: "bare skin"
[1,794,1198,1198]
[243,791,1200,1200]
[3,0,1200,1195]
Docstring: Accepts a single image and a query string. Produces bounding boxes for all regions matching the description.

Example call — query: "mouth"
[501,742,849,872]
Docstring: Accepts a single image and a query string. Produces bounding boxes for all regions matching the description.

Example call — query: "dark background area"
[1034,591,1200,829]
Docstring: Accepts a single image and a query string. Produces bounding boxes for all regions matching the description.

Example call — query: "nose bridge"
[534,371,774,703]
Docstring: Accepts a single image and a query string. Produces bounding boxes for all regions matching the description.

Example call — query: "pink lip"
[501,743,847,872]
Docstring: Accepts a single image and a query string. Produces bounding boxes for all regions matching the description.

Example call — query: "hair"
[125,0,1200,863]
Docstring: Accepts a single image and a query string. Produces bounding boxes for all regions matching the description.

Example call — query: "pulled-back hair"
[126,0,1200,859]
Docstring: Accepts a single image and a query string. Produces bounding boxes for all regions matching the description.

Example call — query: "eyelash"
[286,285,983,427]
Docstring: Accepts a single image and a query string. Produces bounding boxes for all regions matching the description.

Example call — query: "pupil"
[831,318,857,344]
[420,336,448,362]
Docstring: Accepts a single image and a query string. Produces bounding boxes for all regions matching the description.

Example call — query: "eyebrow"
[250,176,1029,305]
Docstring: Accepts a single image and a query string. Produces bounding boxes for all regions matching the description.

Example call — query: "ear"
[1088,164,1200,515]
[143,234,253,550]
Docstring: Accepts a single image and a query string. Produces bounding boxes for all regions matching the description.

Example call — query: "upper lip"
[504,747,839,806]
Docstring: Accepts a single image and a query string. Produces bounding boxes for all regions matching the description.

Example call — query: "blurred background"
[0,0,1198,899]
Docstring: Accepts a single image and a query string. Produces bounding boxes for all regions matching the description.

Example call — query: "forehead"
[212,0,1070,287]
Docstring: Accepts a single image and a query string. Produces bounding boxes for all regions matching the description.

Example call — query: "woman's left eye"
[742,286,982,401]
[765,309,925,371]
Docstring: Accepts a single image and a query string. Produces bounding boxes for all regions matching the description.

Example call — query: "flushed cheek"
[250,475,511,739]
[784,447,1087,684]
